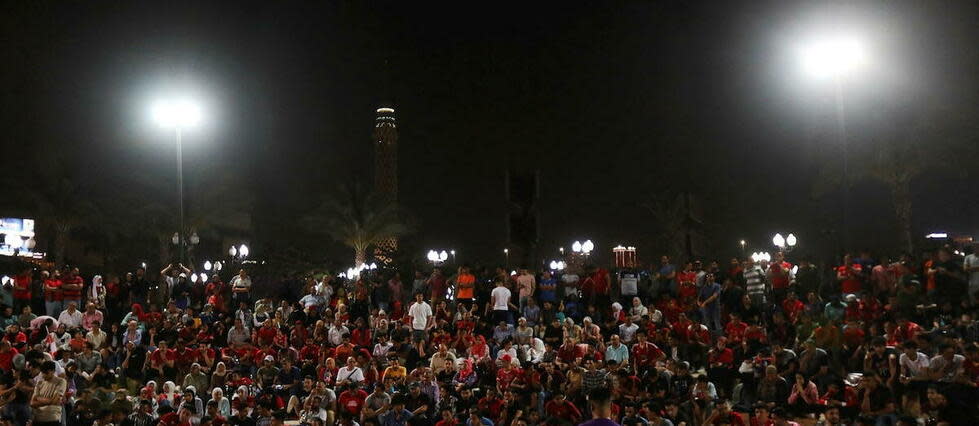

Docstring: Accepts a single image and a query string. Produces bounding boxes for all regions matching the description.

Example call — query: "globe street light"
[152,97,203,265]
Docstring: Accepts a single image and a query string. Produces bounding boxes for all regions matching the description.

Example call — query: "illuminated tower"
[373,106,398,262]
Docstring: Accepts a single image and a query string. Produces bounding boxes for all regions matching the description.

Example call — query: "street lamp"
[798,35,867,249]
[739,240,747,255]
[772,232,798,252]
[450,250,456,263]
[503,248,509,268]
[152,97,203,265]
[426,249,449,266]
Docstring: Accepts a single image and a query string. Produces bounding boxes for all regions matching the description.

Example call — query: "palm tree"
[813,104,976,253]
[304,182,409,266]
[4,157,96,267]
[641,192,704,260]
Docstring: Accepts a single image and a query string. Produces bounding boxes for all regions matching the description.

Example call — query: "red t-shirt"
[151,348,176,367]
[544,400,582,421]
[724,321,748,343]
[838,264,863,294]
[631,341,664,367]
[338,389,368,415]
[770,261,793,289]
[44,279,63,301]
[13,275,31,300]
[0,348,18,370]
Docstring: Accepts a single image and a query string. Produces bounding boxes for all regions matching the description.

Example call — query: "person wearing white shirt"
[335,357,364,386]
[489,280,514,325]
[898,341,930,382]
[328,320,349,347]
[407,293,433,342]
[58,302,83,329]
[618,317,640,344]
[964,245,979,305]
[230,269,252,306]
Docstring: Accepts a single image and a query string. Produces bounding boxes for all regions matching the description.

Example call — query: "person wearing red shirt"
[842,319,866,350]
[43,270,63,317]
[173,340,200,376]
[768,253,793,303]
[150,340,177,381]
[781,291,805,324]
[630,331,665,372]
[61,267,84,308]
[0,340,17,371]
[255,320,278,347]
[671,313,693,344]
[860,296,883,323]
[543,391,582,423]
[337,383,368,416]
[837,255,864,294]
[495,355,523,393]
[556,340,586,366]
[707,337,735,393]
[350,319,371,348]
[724,312,748,345]
[12,268,31,312]
[894,318,922,343]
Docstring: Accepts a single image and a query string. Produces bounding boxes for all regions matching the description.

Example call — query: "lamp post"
[152,98,203,264]
[798,36,866,249]
[450,250,456,264]
[426,249,449,266]
[739,240,746,256]
[503,248,509,268]
[772,233,798,253]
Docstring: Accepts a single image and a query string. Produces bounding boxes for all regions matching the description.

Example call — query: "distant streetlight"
[503,248,509,267]
[151,97,204,264]
[450,250,456,263]
[204,260,213,271]
[797,35,868,249]
[739,240,747,255]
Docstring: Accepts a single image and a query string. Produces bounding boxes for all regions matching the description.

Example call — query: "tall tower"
[373,106,398,262]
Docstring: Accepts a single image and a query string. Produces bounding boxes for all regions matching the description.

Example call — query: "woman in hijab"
[452,358,477,388]
[88,275,106,310]
[159,381,181,408]
[211,361,228,390]
[231,385,254,416]
[121,304,149,329]
[212,387,231,418]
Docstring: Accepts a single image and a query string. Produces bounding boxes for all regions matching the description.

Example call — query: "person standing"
[12,267,32,313]
[966,244,979,306]
[407,293,433,343]
[516,268,536,311]
[31,361,67,426]
[489,279,514,325]
[61,267,84,309]
[230,269,252,307]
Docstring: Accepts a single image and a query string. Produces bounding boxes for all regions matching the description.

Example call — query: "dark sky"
[3,1,978,266]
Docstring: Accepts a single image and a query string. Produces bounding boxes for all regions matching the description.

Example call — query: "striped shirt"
[743,266,766,296]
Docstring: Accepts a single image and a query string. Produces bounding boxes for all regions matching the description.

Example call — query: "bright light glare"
[799,37,866,79]
[151,98,203,128]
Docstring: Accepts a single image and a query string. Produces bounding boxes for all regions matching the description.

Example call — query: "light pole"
[503,248,509,268]
[152,98,203,265]
[739,240,746,256]
[798,36,866,249]
[450,250,456,264]
[772,233,798,253]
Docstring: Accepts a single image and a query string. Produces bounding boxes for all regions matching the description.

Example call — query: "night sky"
[3,1,978,267]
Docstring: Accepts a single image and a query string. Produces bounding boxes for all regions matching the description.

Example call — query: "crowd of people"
[0,244,978,426]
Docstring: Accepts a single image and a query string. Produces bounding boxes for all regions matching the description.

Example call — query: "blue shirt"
[380,409,413,426]
[467,417,494,426]
[605,343,629,364]
[539,278,558,302]
[698,282,721,310]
